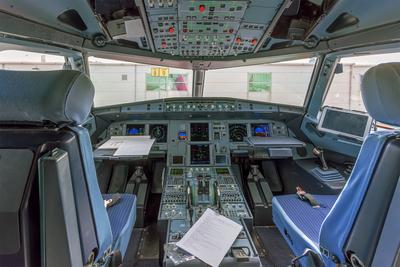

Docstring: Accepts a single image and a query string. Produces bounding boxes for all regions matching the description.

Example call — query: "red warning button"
[199,5,206,13]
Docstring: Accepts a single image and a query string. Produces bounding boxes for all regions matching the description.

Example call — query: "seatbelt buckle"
[296,186,307,201]
[296,186,321,208]
[104,194,121,208]
[104,199,113,208]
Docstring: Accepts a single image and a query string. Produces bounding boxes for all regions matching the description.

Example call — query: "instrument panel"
[106,119,289,165]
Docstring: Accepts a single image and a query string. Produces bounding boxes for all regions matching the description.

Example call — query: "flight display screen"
[126,124,145,136]
[178,131,188,140]
[318,107,372,140]
[190,123,209,141]
[251,123,270,137]
[190,145,210,165]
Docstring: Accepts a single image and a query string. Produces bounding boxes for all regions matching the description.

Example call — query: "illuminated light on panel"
[178,131,188,140]
[235,37,242,44]
[169,27,175,33]
[251,39,258,45]
[199,4,206,13]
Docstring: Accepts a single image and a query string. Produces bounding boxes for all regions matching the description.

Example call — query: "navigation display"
[190,145,210,165]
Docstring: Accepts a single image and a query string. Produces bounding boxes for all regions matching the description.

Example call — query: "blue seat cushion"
[272,194,338,256]
[102,194,136,258]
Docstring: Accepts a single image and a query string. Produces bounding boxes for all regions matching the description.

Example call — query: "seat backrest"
[319,63,400,266]
[0,70,112,266]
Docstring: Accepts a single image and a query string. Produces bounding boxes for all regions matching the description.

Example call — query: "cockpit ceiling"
[0,0,103,38]
[96,0,336,57]
[1,0,400,61]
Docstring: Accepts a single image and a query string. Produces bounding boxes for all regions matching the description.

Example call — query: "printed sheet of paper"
[98,136,155,156]
[113,137,155,156]
[176,208,243,267]
[98,136,127,149]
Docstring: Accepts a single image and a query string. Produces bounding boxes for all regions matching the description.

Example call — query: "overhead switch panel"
[144,0,283,57]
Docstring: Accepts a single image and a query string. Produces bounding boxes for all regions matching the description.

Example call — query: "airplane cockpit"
[0,0,399,267]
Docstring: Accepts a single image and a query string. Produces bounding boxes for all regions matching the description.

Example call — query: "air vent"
[57,9,87,31]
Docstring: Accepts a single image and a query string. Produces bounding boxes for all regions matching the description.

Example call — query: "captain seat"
[0,70,136,266]
[273,63,400,266]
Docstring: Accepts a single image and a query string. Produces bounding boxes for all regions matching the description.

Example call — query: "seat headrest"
[0,70,94,125]
[362,63,400,126]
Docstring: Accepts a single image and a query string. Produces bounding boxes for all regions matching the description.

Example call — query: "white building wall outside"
[0,61,373,111]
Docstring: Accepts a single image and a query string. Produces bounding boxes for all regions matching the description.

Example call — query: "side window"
[0,50,65,70]
[323,52,400,112]
[323,52,400,129]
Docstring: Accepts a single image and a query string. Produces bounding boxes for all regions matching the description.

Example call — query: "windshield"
[89,56,317,108]
[89,57,193,107]
[204,58,317,106]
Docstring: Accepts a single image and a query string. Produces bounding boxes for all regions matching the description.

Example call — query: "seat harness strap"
[296,187,320,208]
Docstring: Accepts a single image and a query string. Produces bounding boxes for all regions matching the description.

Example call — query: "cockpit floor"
[122,226,292,267]
[254,226,294,267]
[122,228,159,267]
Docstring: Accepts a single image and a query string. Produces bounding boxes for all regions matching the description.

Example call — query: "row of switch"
[165,103,236,112]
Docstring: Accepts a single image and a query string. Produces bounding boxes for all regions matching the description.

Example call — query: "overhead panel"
[144,0,283,57]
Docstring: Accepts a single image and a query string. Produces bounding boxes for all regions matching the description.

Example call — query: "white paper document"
[98,136,127,149]
[176,208,243,267]
[98,136,155,157]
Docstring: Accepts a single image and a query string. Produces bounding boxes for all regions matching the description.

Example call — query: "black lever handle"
[313,147,329,171]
